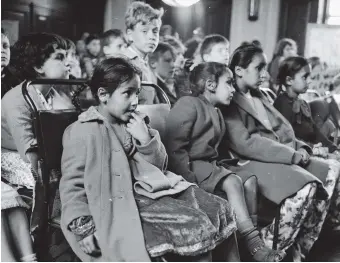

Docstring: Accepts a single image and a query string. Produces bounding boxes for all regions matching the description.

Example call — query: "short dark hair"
[200,34,229,60]
[101,29,124,47]
[229,43,264,76]
[162,35,186,55]
[85,34,100,45]
[89,57,141,101]
[277,56,308,87]
[149,42,176,62]
[10,32,67,80]
[189,62,230,96]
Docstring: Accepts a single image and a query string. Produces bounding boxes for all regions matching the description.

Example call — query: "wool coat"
[221,91,329,204]
[165,95,252,192]
[60,106,195,261]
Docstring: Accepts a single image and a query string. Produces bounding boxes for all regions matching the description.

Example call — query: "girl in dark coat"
[274,56,339,159]
[165,62,285,261]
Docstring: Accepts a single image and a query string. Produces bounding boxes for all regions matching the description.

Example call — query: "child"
[274,56,339,159]
[65,38,82,78]
[149,42,187,106]
[122,1,161,104]
[101,29,126,58]
[268,38,297,92]
[162,35,186,72]
[200,34,230,65]
[1,32,73,262]
[59,57,239,262]
[165,62,285,262]
[81,34,101,79]
[222,43,340,260]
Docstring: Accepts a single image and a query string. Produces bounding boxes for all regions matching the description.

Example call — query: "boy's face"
[155,51,175,80]
[101,74,141,123]
[290,65,311,94]
[1,34,10,68]
[127,19,161,55]
[87,39,101,57]
[103,37,126,57]
[203,42,230,65]
[36,48,69,79]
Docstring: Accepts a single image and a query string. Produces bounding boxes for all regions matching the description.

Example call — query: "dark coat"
[274,92,337,152]
[221,92,328,204]
[165,95,250,190]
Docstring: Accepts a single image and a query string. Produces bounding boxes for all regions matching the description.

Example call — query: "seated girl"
[59,57,239,262]
[165,62,285,262]
[273,56,339,160]
[221,43,340,260]
[1,32,74,261]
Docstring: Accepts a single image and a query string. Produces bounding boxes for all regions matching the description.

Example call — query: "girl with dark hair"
[268,38,297,92]
[222,43,340,260]
[274,56,339,158]
[60,57,240,262]
[165,62,285,262]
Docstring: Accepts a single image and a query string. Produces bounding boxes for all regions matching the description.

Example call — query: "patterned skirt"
[1,151,35,210]
[135,185,237,258]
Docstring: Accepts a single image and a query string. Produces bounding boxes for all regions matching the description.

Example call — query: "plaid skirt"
[135,185,237,257]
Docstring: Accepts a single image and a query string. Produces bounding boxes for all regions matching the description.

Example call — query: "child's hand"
[297,148,310,164]
[78,233,101,256]
[126,112,151,145]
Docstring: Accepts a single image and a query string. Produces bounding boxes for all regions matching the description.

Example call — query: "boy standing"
[101,29,126,58]
[122,2,163,104]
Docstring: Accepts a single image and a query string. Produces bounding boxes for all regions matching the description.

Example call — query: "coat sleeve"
[164,98,198,183]
[2,94,37,161]
[223,104,298,164]
[135,128,167,171]
[60,124,91,228]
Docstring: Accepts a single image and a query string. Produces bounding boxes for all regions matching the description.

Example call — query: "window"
[325,0,340,25]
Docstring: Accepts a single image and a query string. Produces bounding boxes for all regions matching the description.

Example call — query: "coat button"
[118,196,123,199]
[116,174,121,177]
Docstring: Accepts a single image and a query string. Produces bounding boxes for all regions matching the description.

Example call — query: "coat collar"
[78,106,105,123]
[233,91,275,131]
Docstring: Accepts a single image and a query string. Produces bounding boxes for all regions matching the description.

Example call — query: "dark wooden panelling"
[1,0,106,41]
[278,0,313,55]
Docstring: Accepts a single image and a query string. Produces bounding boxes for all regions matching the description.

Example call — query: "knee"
[222,173,243,191]
[243,175,258,192]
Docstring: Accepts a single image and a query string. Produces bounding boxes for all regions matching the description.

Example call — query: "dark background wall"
[1,0,106,41]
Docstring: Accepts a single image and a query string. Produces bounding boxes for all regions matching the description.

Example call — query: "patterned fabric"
[261,158,340,260]
[135,186,236,257]
[1,182,30,210]
[1,151,35,189]
[68,216,96,240]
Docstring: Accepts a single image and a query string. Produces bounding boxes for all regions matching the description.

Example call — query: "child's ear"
[285,76,293,86]
[202,54,209,62]
[103,46,108,55]
[234,66,243,78]
[205,79,217,93]
[97,87,110,103]
[34,66,44,75]
[126,29,133,43]
[149,59,157,70]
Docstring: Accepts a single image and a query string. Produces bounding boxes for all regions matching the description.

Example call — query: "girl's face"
[1,34,10,68]
[36,48,69,79]
[282,44,297,58]
[289,65,311,94]
[238,53,267,90]
[100,74,141,123]
[213,71,235,106]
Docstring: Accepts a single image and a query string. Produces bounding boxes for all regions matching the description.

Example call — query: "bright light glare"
[162,0,201,7]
